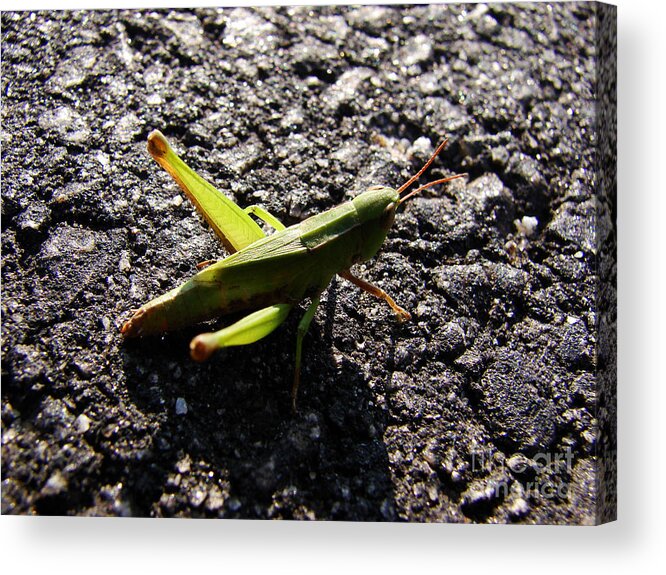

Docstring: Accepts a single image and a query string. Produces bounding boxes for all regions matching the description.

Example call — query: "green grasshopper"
[121,130,464,410]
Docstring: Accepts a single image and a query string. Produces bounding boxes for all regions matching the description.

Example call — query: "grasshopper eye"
[379,204,396,231]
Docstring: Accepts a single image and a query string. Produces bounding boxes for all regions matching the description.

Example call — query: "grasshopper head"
[352,185,400,262]
[350,140,466,263]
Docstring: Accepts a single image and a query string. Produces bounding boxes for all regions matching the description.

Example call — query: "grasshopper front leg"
[339,269,411,322]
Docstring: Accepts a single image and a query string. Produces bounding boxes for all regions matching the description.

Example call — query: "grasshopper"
[121,131,464,410]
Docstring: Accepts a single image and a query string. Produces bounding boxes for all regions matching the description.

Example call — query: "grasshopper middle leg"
[292,296,321,413]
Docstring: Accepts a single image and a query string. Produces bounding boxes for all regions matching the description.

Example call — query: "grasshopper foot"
[339,270,411,323]
[395,307,411,323]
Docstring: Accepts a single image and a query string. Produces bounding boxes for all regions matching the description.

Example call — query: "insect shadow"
[120,285,397,520]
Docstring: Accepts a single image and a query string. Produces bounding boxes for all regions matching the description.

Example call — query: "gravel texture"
[1,3,615,522]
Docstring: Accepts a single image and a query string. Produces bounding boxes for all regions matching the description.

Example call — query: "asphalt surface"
[1,3,616,522]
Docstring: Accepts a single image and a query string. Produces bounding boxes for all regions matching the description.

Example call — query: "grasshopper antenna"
[396,139,450,195]
[398,173,467,205]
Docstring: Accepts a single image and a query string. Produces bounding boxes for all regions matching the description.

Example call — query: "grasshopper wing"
[147,130,265,254]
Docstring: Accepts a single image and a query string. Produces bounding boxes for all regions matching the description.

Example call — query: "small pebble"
[515,215,539,237]
[43,471,68,495]
[119,251,131,273]
[74,413,91,433]
[175,397,188,415]
[508,497,530,519]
